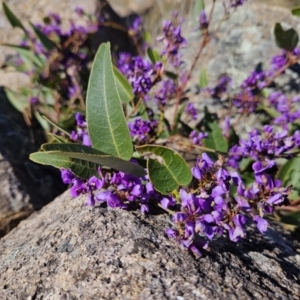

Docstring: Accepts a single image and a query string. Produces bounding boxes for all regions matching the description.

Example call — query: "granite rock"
[0,190,299,299]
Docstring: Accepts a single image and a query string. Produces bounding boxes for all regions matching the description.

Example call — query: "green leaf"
[199,68,208,88]
[194,0,205,24]
[30,152,99,179]
[137,145,192,194]
[242,172,255,187]
[4,88,28,113]
[165,70,178,80]
[274,23,299,51]
[34,111,50,132]
[291,7,300,17]
[29,22,56,51]
[257,102,280,119]
[171,102,188,135]
[2,3,27,33]
[202,108,228,153]
[47,133,70,143]
[42,115,71,137]
[147,48,161,64]
[113,66,133,104]
[277,157,300,200]
[2,44,45,68]
[86,42,133,160]
[144,31,152,43]
[42,143,146,177]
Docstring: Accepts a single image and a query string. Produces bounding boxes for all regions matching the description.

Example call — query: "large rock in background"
[0,0,138,237]
[0,0,96,235]
[0,190,299,299]
[0,88,65,237]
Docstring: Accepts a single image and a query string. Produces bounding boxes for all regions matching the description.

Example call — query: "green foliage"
[2,2,27,34]
[2,44,45,69]
[137,145,192,194]
[199,68,208,89]
[194,0,205,25]
[29,22,56,51]
[113,66,134,104]
[274,23,299,51]
[42,143,146,177]
[147,48,161,64]
[86,43,133,160]
[277,158,300,200]
[30,152,99,179]
[4,88,28,114]
[202,108,228,153]
[172,102,188,135]
[291,7,300,17]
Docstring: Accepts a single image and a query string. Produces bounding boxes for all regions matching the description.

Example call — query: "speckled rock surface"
[0,190,299,299]
[163,2,300,133]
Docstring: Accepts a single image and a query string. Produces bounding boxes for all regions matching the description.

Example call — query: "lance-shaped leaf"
[199,68,208,88]
[42,143,146,177]
[202,107,228,153]
[137,145,192,194]
[194,0,205,25]
[291,7,300,17]
[2,3,27,34]
[47,133,70,143]
[274,23,299,51]
[29,22,56,51]
[30,152,99,179]
[2,44,45,68]
[113,66,133,104]
[86,42,133,160]
[4,88,28,113]
[147,48,161,64]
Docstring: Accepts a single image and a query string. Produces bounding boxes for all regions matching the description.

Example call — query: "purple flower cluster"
[70,113,91,146]
[185,103,198,120]
[270,48,300,72]
[166,153,289,257]
[118,53,162,97]
[155,79,177,106]
[61,170,103,206]
[158,14,186,67]
[189,130,208,146]
[233,71,266,112]
[228,125,295,169]
[209,75,232,97]
[61,165,177,214]
[128,118,159,144]
[268,92,300,127]
[19,9,98,108]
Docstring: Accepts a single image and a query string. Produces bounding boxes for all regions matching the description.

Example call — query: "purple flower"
[96,191,126,208]
[253,215,268,233]
[70,179,87,197]
[158,17,186,67]
[61,169,75,184]
[75,7,84,16]
[155,79,177,106]
[85,193,95,206]
[189,131,208,146]
[185,103,198,120]
[128,118,158,144]
[199,10,209,29]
